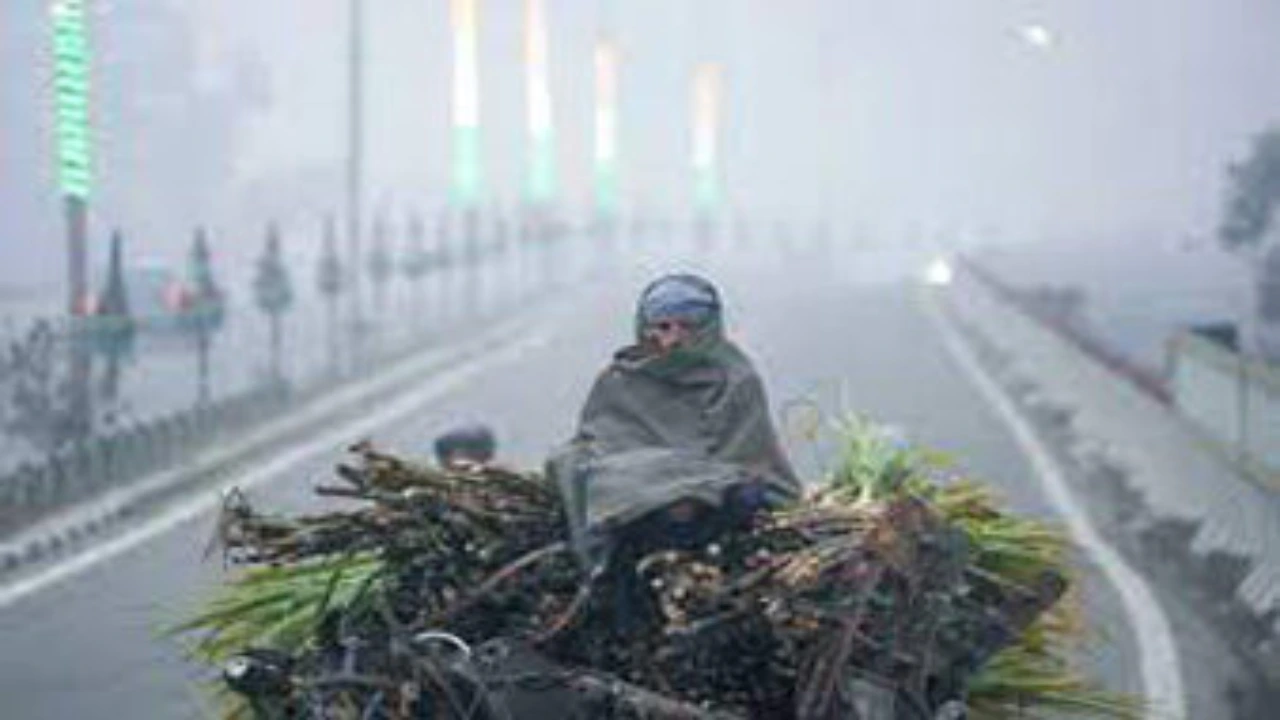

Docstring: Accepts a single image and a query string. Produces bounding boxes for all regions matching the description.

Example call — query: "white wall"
[1170,331,1280,484]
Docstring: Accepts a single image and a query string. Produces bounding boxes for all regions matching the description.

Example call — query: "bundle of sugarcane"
[806,419,1144,719]
[178,426,1142,719]
[184,441,576,657]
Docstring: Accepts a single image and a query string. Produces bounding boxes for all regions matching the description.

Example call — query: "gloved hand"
[724,481,770,526]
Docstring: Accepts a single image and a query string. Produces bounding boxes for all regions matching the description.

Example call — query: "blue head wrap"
[636,274,721,330]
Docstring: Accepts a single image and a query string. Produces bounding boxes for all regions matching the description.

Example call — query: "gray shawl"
[548,324,798,561]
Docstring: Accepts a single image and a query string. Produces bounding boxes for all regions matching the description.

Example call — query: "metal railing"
[0,215,587,541]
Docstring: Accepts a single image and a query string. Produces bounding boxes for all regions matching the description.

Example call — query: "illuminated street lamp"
[691,63,724,214]
[451,0,483,207]
[1019,24,1056,50]
[524,0,556,205]
[52,0,93,206]
[50,0,94,438]
[594,39,620,219]
[924,257,955,287]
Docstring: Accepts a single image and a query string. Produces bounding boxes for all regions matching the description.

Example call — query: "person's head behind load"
[635,273,723,354]
[433,424,497,471]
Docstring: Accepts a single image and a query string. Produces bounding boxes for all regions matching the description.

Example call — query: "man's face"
[643,318,693,354]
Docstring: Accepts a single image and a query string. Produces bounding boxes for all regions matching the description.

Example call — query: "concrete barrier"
[947,260,1280,643]
[1168,329,1280,491]
[959,257,1172,404]
[0,381,298,533]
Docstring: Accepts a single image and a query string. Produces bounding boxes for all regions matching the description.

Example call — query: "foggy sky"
[4,0,1280,291]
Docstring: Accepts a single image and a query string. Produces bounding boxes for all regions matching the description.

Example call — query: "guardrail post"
[0,467,18,510]
[135,423,155,476]
[119,424,140,480]
[69,442,92,500]
[198,405,216,449]
[21,464,46,510]
[177,413,195,456]
[87,435,110,490]
[46,452,69,508]
[152,417,172,468]
[3,463,39,515]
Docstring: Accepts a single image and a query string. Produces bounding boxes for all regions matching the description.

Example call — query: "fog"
[4,0,1280,290]
[5,5,1280,717]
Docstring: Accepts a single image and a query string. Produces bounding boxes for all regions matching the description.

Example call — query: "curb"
[938,273,1280,658]
[925,289,1187,718]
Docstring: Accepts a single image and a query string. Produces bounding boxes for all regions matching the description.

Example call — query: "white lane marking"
[924,293,1186,720]
[0,331,549,611]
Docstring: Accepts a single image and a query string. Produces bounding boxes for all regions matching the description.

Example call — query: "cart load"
[177,421,1142,720]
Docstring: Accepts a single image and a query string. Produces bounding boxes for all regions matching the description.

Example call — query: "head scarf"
[635,273,722,338]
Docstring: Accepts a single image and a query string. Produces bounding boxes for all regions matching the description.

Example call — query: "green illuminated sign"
[450,0,483,208]
[52,0,93,199]
[691,64,722,213]
[527,134,556,204]
[695,169,720,212]
[452,126,482,206]
[593,41,619,217]
[595,163,618,217]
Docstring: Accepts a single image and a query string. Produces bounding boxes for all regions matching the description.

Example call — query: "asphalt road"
[0,254,1166,719]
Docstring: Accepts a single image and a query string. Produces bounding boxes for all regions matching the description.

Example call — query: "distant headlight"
[925,257,954,286]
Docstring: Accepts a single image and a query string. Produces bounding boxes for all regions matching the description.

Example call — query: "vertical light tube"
[51,0,93,201]
[692,62,723,212]
[346,0,365,332]
[524,0,555,204]
[51,0,92,330]
[593,39,619,217]
[51,0,94,433]
[451,0,482,206]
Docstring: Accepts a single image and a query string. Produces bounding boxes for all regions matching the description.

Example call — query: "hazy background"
[4,0,1280,294]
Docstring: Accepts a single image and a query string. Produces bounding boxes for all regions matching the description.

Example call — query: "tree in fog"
[1220,127,1280,252]
[93,230,136,413]
[1219,126,1280,358]
[367,213,395,323]
[317,217,344,373]
[253,223,294,383]
[0,231,138,451]
[184,228,226,405]
[0,323,80,454]
[400,211,431,332]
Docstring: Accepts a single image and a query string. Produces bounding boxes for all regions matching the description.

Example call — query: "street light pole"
[52,0,92,314]
[65,197,88,316]
[691,62,724,250]
[524,0,556,206]
[346,0,366,365]
[450,0,482,207]
[52,0,94,439]
[593,38,619,225]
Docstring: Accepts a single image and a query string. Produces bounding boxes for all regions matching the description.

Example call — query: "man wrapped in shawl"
[548,273,799,565]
